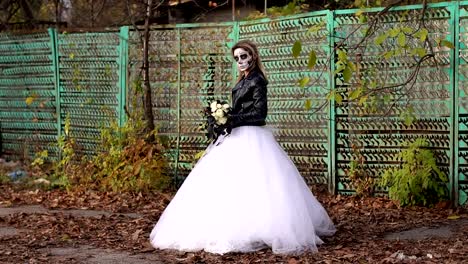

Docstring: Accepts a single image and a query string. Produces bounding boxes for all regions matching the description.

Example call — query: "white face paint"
[233,48,252,72]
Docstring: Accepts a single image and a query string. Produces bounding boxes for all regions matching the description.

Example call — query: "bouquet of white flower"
[210,100,230,125]
[200,99,232,143]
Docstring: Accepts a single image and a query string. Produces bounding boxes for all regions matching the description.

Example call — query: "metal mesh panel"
[334,6,453,194]
[239,15,331,185]
[128,29,180,179]
[128,25,235,181]
[57,31,122,156]
[0,31,57,159]
[178,25,235,178]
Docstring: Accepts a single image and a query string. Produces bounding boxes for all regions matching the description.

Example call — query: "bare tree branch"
[93,0,108,22]
[152,0,165,11]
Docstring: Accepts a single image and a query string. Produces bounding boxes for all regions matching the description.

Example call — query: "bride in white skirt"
[149,40,336,255]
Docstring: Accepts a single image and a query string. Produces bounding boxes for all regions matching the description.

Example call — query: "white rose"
[214,108,224,118]
[222,104,230,110]
[210,101,218,112]
[216,103,222,109]
[217,116,228,125]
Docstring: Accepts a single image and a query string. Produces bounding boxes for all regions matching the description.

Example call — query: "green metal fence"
[333,4,454,197]
[239,12,332,187]
[0,1,467,205]
[56,29,127,155]
[0,31,57,159]
[128,24,236,183]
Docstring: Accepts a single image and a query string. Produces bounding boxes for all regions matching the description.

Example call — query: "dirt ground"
[0,185,467,264]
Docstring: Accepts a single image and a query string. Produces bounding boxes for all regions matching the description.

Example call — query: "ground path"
[0,186,467,263]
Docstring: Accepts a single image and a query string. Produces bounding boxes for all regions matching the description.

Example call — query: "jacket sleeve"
[230,77,268,127]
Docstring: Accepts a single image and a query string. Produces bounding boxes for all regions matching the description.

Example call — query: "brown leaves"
[0,186,467,263]
[131,229,143,241]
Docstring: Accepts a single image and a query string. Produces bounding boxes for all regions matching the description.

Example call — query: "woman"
[149,40,336,255]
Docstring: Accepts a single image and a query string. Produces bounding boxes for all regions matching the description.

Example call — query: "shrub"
[379,138,448,206]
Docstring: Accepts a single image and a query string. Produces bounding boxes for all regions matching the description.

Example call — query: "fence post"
[230,21,240,89]
[174,28,182,182]
[450,1,460,206]
[327,10,336,194]
[48,28,61,158]
[118,26,130,127]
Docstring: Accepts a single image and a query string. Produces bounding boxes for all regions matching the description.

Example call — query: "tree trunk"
[143,0,155,142]
[54,0,59,27]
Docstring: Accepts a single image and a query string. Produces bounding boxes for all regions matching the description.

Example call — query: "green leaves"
[292,40,302,58]
[400,106,416,126]
[304,99,312,110]
[358,14,367,23]
[379,138,448,207]
[376,27,428,49]
[354,9,367,24]
[348,87,363,100]
[401,27,413,34]
[25,96,35,106]
[194,150,206,160]
[298,76,310,88]
[434,38,455,49]
[374,33,388,46]
[389,28,400,38]
[358,95,368,105]
[335,49,354,83]
[383,50,393,60]
[327,90,343,104]
[440,39,455,49]
[334,92,343,104]
[343,66,352,82]
[410,47,427,58]
[397,32,406,47]
[415,28,428,42]
[25,92,39,106]
[307,50,317,69]
[337,49,347,61]
[308,21,326,34]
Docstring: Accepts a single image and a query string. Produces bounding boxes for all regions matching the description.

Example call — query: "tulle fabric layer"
[150,126,335,254]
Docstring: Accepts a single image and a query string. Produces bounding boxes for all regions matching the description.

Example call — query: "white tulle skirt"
[149,126,336,255]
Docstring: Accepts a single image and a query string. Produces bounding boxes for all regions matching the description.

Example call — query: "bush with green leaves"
[379,138,448,206]
[0,170,9,184]
[30,108,171,193]
[87,118,172,193]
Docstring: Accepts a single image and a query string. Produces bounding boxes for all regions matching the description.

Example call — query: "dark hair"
[231,40,267,82]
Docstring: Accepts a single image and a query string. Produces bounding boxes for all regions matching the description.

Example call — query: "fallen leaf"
[132,229,143,240]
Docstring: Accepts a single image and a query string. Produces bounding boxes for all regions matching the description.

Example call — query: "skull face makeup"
[233,48,252,72]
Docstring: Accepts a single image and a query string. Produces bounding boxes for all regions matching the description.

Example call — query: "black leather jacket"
[230,69,268,128]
